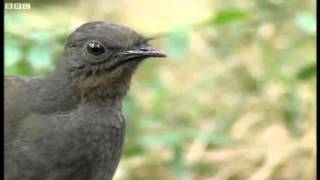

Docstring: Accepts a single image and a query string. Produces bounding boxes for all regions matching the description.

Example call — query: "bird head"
[63,21,166,76]
[57,21,166,100]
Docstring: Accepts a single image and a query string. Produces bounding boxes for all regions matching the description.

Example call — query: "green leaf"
[5,62,34,76]
[141,132,184,148]
[165,27,191,60]
[282,90,304,137]
[296,63,316,80]
[151,80,168,118]
[189,130,235,145]
[295,12,316,34]
[209,9,251,26]
[27,44,53,70]
[5,66,21,75]
[171,145,188,180]
[123,145,145,158]
[30,32,52,43]
[5,36,22,67]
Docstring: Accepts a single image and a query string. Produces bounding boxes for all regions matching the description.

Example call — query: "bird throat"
[76,71,133,105]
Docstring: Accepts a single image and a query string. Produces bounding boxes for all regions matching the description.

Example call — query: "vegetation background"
[5,0,316,179]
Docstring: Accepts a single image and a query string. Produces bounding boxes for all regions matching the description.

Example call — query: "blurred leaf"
[27,44,53,70]
[5,61,34,76]
[123,94,145,158]
[56,30,71,44]
[5,12,28,31]
[171,145,188,180]
[296,62,316,80]
[295,12,316,34]
[165,27,191,60]
[282,90,304,137]
[123,94,140,119]
[190,130,235,145]
[5,66,21,75]
[208,9,251,26]
[151,80,168,119]
[215,98,247,134]
[141,132,184,148]
[261,42,287,82]
[5,36,22,67]
[123,145,145,158]
[30,32,53,43]
[142,129,235,149]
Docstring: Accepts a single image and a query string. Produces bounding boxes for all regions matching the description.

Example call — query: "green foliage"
[296,63,316,80]
[27,44,53,71]
[5,35,22,67]
[4,12,71,76]
[165,26,191,60]
[282,90,304,137]
[295,12,316,34]
[207,9,251,26]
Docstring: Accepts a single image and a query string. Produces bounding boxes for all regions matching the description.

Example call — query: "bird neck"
[52,58,136,107]
[77,75,130,106]
[64,70,133,107]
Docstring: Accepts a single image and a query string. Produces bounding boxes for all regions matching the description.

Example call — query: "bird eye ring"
[86,41,105,56]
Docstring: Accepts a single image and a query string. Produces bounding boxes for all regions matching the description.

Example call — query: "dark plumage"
[4,21,166,180]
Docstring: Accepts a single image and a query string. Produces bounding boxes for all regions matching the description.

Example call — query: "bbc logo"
[5,3,31,10]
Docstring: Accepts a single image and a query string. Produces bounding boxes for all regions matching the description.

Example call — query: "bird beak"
[120,46,166,58]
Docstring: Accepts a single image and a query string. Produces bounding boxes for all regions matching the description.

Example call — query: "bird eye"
[86,41,105,56]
